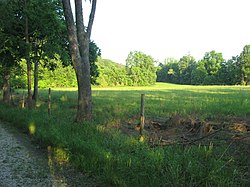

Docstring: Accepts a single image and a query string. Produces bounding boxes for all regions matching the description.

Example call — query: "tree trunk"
[62,0,96,122]
[26,58,33,109]
[75,0,93,121]
[32,59,39,104]
[76,38,92,121]
[25,0,33,109]
[2,67,11,104]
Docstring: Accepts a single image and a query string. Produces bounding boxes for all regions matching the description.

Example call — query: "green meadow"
[0,83,249,186]
[45,83,250,121]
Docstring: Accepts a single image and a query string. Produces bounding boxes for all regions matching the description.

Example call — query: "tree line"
[157,46,250,86]
[95,46,250,87]
[2,46,250,92]
[0,50,157,88]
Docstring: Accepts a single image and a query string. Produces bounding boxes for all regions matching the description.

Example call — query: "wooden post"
[140,94,145,136]
[48,88,51,115]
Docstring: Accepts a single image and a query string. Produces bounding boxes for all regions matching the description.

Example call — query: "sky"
[80,0,250,64]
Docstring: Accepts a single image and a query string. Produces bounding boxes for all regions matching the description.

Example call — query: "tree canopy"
[240,45,250,85]
[157,47,250,86]
[126,51,157,86]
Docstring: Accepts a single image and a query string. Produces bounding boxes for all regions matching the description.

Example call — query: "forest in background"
[1,46,250,89]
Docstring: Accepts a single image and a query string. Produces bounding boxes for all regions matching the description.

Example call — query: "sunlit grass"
[90,83,250,121]
[44,82,250,119]
[28,122,36,135]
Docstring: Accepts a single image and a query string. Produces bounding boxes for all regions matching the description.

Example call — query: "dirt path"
[0,121,98,187]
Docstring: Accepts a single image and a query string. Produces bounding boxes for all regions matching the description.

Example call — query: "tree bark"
[25,0,33,109]
[76,37,92,121]
[32,38,44,105]
[32,59,39,104]
[62,0,97,122]
[26,57,32,109]
[2,67,11,104]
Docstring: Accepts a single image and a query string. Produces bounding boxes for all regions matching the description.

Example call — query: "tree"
[178,54,196,84]
[202,50,224,76]
[28,0,69,104]
[96,57,127,86]
[0,51,14,104]
[240,45,250,85]
[89,41,101,84]
[218,56,241,85]
[0,0,25,104]
[0,0,69,107]
[156,58,179,84]
[62,0,97,122]
[195,50,224,85]
[22,0,70,107]
[156,63,168,82]
[126,51,157,86]
[191,61,207,85]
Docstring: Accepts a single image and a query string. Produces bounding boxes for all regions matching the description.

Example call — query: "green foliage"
[218,56,242,85]
[202,50,224,76]
[0,83,248,186]
[0,0,26,70]
[10,65,27,89]
[5,40,101,89]
[126,51,157,86]
[240,45,250,85]
[157,58,181,84]
[179,54,196,84]
[0,0,69,65]
[96,57,127,86]
[7,58,77,89]
[35,58,77,88]
[0,0,71,94]
[96,51,157,87]
[156,49,250,86]
[38,59,77,88]
[89,41,101,84]
[196,51,224,85]
[191,60,207,84]
[26,0,70,65]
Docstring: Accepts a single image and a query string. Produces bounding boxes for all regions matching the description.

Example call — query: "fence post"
[140,94,145,136]
[48,88,51,115]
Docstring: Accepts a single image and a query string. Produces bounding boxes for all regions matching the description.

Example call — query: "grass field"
[0,83,249,186]
[41,83,250,120]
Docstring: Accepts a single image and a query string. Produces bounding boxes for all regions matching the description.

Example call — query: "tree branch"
[87,0,97,39]
[62,0,79,71]
[62,0,76,38]
[75,0,85,35]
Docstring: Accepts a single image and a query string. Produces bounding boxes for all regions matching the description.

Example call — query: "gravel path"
[0,121,99,187]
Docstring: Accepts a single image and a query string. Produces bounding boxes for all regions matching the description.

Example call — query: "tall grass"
[0,83,249,186]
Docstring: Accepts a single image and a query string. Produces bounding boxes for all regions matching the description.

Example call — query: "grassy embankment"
[0,83,249,186]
